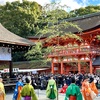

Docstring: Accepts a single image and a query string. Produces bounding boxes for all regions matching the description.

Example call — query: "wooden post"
[93,67,96,73]
[61,59,63,74]
[78,58,81,73]
[9,61,12,78]
[9,48,12,78]
[84,66,86,73]
[90,59,93,74]
[66,66,70,74]
[51,58,54,74]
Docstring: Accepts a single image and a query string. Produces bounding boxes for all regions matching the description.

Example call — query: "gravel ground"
[6,89,100,100]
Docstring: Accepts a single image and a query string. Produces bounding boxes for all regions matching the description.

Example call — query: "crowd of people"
[0,72,100,100]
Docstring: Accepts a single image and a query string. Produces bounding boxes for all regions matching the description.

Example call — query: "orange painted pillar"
[66,66,70,74]
[51,59,54,74]
[93,67,96,73]
[78,58,81,73]
[58,64,61,73]
[90,59,93,74]
[84,66,86,73]
[61,60,63,74]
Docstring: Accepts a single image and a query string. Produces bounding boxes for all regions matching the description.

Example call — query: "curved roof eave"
[64,12,100,33]
[33,12,100,38]
[0,23,35,46]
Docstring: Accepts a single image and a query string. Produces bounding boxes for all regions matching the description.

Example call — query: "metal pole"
[38,76,39,97]
[38,86,39,97]
[57,76,58,100]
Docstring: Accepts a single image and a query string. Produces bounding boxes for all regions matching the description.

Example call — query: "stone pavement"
[6,89,100,100]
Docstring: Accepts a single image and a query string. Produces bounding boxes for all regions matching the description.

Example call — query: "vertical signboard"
[0,47,11,61]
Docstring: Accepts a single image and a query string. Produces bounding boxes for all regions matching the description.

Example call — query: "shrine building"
[0,23,34,77]
[28,12,100,74]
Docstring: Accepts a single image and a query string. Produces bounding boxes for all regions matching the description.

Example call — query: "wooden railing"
[3,78,18,87]
[48,47,100,57]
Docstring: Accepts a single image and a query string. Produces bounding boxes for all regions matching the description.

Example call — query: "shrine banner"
[0,47,11,61]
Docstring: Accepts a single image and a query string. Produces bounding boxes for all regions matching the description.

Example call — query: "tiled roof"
[33,12,100,38]
[0,23,35,46]
[64,12,100,33]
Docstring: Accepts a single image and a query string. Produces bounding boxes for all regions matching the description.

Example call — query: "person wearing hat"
[65,77,83,100]
[21,77,38,100]
[0,77,5,100]
[81,76,92,100]
[46,76,57,99]
[13,78,24,100]
[89,77,99,98]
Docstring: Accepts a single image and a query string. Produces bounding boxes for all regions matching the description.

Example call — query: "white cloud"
[81,0,89,6]
[30,0,82,10]
[0,0,99,11]
[59,0,82,10]
[31,0,51,6]
[0,0,4,4]
[33,0,86,11]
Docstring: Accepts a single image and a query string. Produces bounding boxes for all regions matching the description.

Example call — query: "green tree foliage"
[12,52,27,62]
[24,41,52,67]
[37,9,69,30]
[25,3,82,62]
[68,5,100,18]
[0,1,42,37]
[0,0,42,62]
[36,3,82,44]
[97,35,100,40]
[25,42,52,60]
[25,42,43,60]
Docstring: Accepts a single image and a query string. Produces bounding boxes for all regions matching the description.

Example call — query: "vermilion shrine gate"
[29,12,100,74]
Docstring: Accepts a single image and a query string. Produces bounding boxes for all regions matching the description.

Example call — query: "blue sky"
[76,0,100,6]
[0,0,100,11]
